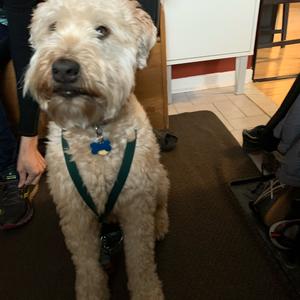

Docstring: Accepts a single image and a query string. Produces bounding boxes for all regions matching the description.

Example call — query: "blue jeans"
[0,101,17,172]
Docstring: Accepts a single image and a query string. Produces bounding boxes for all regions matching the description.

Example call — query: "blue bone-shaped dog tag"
[90,139,112,156]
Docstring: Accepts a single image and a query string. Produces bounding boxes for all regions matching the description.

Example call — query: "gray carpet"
[0,111,297,300]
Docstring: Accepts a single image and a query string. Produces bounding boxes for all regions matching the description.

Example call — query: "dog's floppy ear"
[133,3,157,69]
[29,1,51,49]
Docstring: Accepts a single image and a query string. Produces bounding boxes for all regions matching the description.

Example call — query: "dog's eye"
[49,22,56,32]
[95,26,110,39]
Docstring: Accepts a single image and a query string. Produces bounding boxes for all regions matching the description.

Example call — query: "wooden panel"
[135,43,167,129]
[135,6,168,129]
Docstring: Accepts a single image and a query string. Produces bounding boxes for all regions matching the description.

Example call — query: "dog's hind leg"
[58,208,109,300]
[119,202,164,300]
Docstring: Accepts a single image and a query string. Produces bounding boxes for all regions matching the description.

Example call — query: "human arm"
[17,136,46,187]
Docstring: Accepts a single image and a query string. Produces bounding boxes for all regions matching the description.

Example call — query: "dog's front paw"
[75,270,110,300]
[130,274,164,300]
[76,285,110,300]
[77,287,110,300]
[132,287,164,300]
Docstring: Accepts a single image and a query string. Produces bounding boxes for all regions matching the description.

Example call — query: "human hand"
[17,136,47,187]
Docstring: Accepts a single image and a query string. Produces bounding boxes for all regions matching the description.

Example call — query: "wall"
[170,56,254,94]
[172,57,253,79]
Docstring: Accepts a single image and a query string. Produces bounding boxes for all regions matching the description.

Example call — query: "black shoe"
[269,219,300,250]
[242,125,266,153]
[0,166,36,230]
[154,129,178,152]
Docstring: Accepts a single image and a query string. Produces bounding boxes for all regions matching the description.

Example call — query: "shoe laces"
[255,178,286,205]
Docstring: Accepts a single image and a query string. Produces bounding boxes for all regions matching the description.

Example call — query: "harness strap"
[61,130,137,222]
[101,135,136,222]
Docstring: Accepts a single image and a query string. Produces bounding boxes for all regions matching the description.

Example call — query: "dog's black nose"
[52,58,80,83]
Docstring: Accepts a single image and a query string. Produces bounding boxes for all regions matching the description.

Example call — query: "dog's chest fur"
[45,97,161,215]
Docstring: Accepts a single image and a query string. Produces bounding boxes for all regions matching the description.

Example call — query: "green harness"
[61,130,137,266]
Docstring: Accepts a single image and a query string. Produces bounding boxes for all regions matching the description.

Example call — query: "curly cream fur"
[25,1,169,299]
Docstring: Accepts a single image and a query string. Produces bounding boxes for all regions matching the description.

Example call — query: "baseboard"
[171,69,253,94]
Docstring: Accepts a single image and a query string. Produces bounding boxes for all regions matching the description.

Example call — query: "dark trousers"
[3,0,39,137]
[0,24,16,172]
[0,101,17,172]
[260,73,300,152]
[0,23,9,66]
[274,92,300,187]
[0,0,37,171]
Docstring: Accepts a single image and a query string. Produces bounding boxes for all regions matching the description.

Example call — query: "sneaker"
[242,125,266,153]
[0,167,37,230]
[255,179,286,204]
[153,129,178,152]
[249,178,286,223]
[269,219,300,250]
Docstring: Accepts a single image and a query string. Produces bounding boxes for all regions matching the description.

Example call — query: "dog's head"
[24,0,157,129]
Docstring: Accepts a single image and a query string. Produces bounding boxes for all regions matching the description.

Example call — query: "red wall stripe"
[172,56,253,79]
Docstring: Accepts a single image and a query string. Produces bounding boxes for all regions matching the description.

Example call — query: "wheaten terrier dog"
[24,0,169,299]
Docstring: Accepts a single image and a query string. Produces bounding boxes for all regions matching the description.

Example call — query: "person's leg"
[243,74,300,153]
[253,95,300,226]
[274,92,300,156]
[4,0,39,136]
[0,22,15,171]
[277,139,300,189]
[268,138,300,252]
[0,101,17,172]
[0,100,29,229]
[0,23,10,67]
[0,1,37,229]
[265,74,300,136]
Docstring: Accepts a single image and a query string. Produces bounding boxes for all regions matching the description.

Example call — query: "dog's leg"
[119,204,164,300]
[58,208,109,300]
[155,175,169,241]
[155,192,169,241]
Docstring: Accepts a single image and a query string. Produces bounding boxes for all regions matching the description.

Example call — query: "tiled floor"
[169,82,278,146]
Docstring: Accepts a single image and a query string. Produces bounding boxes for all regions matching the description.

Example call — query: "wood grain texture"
[254,3,300,106]
[135,6,168,129]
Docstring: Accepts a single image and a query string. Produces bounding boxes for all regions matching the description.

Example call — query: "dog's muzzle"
[52,58,84,98]
[52,58,80,83]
